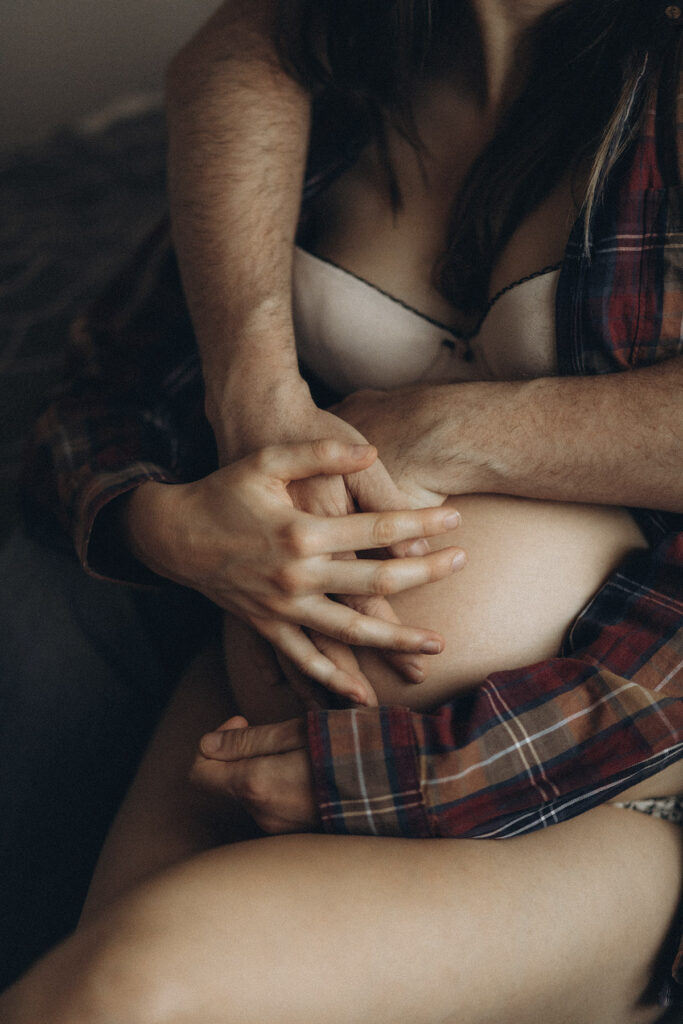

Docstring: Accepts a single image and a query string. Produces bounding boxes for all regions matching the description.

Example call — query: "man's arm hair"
[166,0,312,457]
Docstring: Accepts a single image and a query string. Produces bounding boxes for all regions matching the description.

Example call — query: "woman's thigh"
[81,628,307,921]
[11,811,681,1024]
[79,644,256,921]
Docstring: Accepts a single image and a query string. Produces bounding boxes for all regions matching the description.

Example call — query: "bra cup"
[292,247,559,393]
[478,271,560,380]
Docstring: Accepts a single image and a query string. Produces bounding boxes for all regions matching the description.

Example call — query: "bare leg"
[2,808,680,1024]
[81,627,303,921]
[80,646,255,921]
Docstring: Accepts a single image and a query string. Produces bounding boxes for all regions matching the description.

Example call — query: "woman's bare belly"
[228,491,647,712]
[353,493,648,708]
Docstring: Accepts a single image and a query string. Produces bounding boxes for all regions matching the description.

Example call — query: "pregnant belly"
[354,493,649,711]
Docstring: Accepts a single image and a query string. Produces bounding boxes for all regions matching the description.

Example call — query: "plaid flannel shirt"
[23,48,683,994]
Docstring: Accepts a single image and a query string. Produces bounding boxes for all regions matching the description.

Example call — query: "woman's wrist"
[120,481,185,582]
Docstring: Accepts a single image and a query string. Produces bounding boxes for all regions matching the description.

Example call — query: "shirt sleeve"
[21,220,213,582]
[307,532,683,839]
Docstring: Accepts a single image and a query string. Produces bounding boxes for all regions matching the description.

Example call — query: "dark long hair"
[276,0,682,312]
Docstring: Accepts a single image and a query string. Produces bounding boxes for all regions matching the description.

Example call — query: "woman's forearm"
[166,0,312,454]
[415,356,683,510]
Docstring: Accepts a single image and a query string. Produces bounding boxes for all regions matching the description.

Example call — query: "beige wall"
[2,0,219,149]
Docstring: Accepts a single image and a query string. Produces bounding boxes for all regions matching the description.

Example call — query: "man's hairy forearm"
[166,0,312,438]
[419,356,683,511]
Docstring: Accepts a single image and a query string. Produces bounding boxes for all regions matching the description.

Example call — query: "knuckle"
[264,596,293,621]
[244,762,268,805]
[278,521,313,558]
[221,730,245,759]
[247,448,271,476]
[357,595,387,618]
[337,621,362,646]
[310,437,339,464]
[272,563,304,597]
[371,513,398,548]
[372,563,397,596]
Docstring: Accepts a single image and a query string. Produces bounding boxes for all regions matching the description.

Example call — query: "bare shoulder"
[167,0,281,80]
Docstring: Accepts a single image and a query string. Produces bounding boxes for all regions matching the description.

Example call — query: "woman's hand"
[220,385,457,684]
[123,440,465,703]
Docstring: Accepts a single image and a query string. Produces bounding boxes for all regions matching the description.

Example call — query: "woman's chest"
[296,84,583,391]
[306,82,583,335]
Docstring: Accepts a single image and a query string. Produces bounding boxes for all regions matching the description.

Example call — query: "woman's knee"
[53,911,198,1024]
[0,914,163,1024]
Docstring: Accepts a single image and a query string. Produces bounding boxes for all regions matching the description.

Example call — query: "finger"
[338,594,429,684]
[320,551,423,686]
[314,546,466,595]
[292,597,444,656]
[254,440,377,483]
[393,538,431,557]
[212,715,250,732]
[274,651,332,711]
[302,506,462,556]
[346,457,446,555]
[288,473,354,518]
[250,617,375,704]
[199,717,306,761]
[307,632,378,707]
[346,455,419,512]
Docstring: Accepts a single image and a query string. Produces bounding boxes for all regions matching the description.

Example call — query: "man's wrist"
[419,382,515,496]
[207,370,315,462]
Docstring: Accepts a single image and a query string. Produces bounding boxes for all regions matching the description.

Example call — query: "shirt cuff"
[307,705,433,838]
[74,462,178,585]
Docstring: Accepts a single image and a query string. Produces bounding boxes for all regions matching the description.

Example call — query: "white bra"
[292,246,560,395]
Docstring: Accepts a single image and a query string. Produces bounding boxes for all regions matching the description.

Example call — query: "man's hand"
[331,387,466,504]
[191,717,318,834]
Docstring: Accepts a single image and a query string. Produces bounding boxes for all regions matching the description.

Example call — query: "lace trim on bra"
[300,247,562,342]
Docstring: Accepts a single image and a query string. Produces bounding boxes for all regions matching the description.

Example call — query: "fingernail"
[351,444,373,458]
[420,640,442,655]
[200,733,222,756]
[443,511,461,528]
[451,550,466,570]
[403,663,425,684]
[406,539,430,557]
